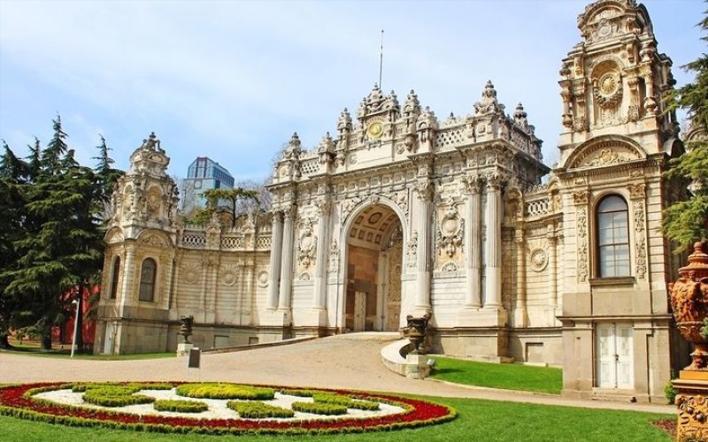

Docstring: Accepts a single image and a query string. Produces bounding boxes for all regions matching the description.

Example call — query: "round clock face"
[367,122,383,139]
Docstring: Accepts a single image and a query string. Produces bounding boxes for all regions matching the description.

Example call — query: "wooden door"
[596,323,634,389]
[353,291,367,332]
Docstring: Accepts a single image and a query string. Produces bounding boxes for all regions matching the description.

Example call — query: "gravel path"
[0,334,675,415]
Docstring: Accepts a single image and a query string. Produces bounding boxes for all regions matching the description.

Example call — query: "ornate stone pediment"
[565,136,644,170]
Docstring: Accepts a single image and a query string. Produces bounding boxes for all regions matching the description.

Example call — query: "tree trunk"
[0,333,10,349]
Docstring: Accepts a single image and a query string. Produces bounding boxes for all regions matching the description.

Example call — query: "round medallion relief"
[257,271,269,287]
[529,248,549,272]
[221,271,237,287]
[442,217,459,235]
[598,72,619,97]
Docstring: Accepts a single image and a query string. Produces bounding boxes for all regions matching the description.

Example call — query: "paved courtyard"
[0,334,674,415]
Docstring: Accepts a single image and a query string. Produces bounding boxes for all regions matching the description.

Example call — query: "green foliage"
[291,401,348,415]
[278,388,317,397]
[431,357,563,394]
[81,385,155,407]
[663,10,708,252]
[227,401,294,418]
[153,400,208,413]
[72,383,172,393]
[189,187,259,227]
[312,393,380,410]
[175,383,274,400]
[663,380,677,405]
[702,317,708,339]
[0,118,124,350]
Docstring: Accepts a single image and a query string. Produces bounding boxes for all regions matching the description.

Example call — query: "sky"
[0,0,704,182]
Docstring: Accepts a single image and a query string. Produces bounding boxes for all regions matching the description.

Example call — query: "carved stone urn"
[402,312,432,355]
[670,242,708,370]
[179,315,194,344]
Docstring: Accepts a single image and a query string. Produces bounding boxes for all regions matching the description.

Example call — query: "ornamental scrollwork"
[297,218,317,270]
[576,206,589,283]
[407,231,418,268]
[437,204,464,258]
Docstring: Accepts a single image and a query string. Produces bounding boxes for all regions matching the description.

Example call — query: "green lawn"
[431,357,563,394]
[0,396,671,441]
[0,345,174,361]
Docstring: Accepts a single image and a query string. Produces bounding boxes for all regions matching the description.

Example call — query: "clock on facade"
[367,121,383,139]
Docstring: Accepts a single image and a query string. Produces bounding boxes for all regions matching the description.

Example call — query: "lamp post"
[70,298,80,358]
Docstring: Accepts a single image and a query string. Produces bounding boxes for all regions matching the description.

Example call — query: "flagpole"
[378,29,384,89]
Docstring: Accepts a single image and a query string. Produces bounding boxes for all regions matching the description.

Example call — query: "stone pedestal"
[405,353,431,379]
[176,342,193,356]
[673,370,708,442]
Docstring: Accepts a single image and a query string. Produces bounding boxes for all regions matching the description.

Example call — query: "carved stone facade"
[95,0,685,404]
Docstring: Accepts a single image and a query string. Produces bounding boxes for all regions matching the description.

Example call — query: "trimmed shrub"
[153,399,208,413]
[279,388,317,397]
[227,401,294,418]
[176,383,274,400]
[664,380,677,405]
[72,383,172,393]
[312,393,380,411]
[82,390,155,407]
[291,401,347,415]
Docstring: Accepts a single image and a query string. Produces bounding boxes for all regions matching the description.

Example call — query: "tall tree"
[663,10,708,252]
[191,187,259,228]
[0,142,28,348]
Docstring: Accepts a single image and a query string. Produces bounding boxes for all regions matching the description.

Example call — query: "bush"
[82,390,155,407]
[279,388,317,397]
[664,380,677,405]
[176,383,274,400]
[227,401,294,418]
[72,383,172,393]
[291,401,347,415]
[312,393,379,411]
[153,399,208,413]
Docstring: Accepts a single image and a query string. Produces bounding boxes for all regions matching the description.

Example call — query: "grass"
[431,357,563,394]
[0,395,671,441]
[0,343,174,360]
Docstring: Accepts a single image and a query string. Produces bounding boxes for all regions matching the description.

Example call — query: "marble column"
[278,208,295,310]
[547,226,558,310]
[514,229,527,326]
[464,180,482,308]
[118,245,136,317]
[313,201,331,309]
[267,211,283,309]
[416,184,432,309]
[484,178,502,308]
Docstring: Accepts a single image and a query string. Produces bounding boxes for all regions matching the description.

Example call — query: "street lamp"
[70,298,80,358]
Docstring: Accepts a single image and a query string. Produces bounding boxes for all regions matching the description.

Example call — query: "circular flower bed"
[0,382,456,436]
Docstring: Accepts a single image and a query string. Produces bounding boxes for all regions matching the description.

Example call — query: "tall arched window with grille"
[109,257,121,299]
[138,258,157,302]
[596,195,630,278]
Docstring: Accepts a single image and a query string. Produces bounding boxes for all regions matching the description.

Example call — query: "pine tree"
[663,10,708,252]
[40,115,68,174]
[0,142,28,348]
[26,137,41,180]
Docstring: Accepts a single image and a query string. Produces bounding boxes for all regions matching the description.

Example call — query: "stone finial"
[317,132,335,154]
[404,89,421,115]
[474,80,505,116]
[417,106,438,130]
[282,132,302,160]
[337,108,352,133]
[386,90,400,111]
[140,131,163,152]
[514,103,529,129]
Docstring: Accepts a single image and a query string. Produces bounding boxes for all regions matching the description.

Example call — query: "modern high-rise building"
[180,157,235,214]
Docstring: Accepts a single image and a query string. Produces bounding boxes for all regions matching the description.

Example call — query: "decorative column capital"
[462,174,482,195]
[572,190,588,206]
[414,179,434,201]
[628,182,646,200]
[484,174,503,191]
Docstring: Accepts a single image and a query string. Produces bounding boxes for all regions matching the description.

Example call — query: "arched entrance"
[343,203,403,332]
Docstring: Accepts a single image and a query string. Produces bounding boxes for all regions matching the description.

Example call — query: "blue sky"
[0,0,704,181]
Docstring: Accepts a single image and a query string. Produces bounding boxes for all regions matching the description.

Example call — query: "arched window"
[138,258,157,302]
[596,195,630,277]
[109,257,121,299]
